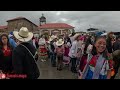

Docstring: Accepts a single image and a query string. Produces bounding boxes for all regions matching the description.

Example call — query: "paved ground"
[37,59,77,79]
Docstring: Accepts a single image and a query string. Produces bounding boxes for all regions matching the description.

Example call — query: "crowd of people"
[37,31,120,79]
[0,26,120,79]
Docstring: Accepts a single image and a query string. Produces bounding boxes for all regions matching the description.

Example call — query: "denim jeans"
[50,52,56,66]
[70,57,77,72]
[47,50,50,59]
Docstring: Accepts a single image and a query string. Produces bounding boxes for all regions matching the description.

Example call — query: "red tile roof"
[7,17,38,27]
[0,26,7,30]
[38,23,74,29]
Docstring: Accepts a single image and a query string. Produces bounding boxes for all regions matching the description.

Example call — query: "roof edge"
[6,17,38,27]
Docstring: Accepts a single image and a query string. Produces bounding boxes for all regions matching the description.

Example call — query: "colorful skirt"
[63,47,70,64]
[38,45,48,60]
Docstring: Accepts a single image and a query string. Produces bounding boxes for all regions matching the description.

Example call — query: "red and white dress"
[38,38,48,60]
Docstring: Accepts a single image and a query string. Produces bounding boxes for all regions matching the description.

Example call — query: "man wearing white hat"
[55,39,65,70]
[49,35,57,67]
[12,27,40,79]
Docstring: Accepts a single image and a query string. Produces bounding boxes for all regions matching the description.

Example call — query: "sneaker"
[57,68,62,71]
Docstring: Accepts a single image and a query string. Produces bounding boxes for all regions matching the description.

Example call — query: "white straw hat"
[13,27,33,42]
[49,35,57,42]
[56,39,64,46]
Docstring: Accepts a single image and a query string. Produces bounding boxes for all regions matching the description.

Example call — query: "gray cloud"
[0,11,120,32]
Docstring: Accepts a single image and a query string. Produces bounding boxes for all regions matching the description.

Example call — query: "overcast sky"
[0,11,120,32]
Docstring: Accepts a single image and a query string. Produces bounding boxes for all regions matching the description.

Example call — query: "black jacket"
[12,42,40,79]
[64,37,71,44]
[113,41,120,51]
[106,38,113,53]
[50,41,55,53]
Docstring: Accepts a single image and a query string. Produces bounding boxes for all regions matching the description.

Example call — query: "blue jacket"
[9,38,17,48]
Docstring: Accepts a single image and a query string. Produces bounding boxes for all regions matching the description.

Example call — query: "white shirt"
[38,38,46,45]
[69,40,78,58]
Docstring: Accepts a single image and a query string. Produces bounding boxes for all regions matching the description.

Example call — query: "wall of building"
[39,28,72,36]
[7,19,38,33]
[0,28,8,35]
